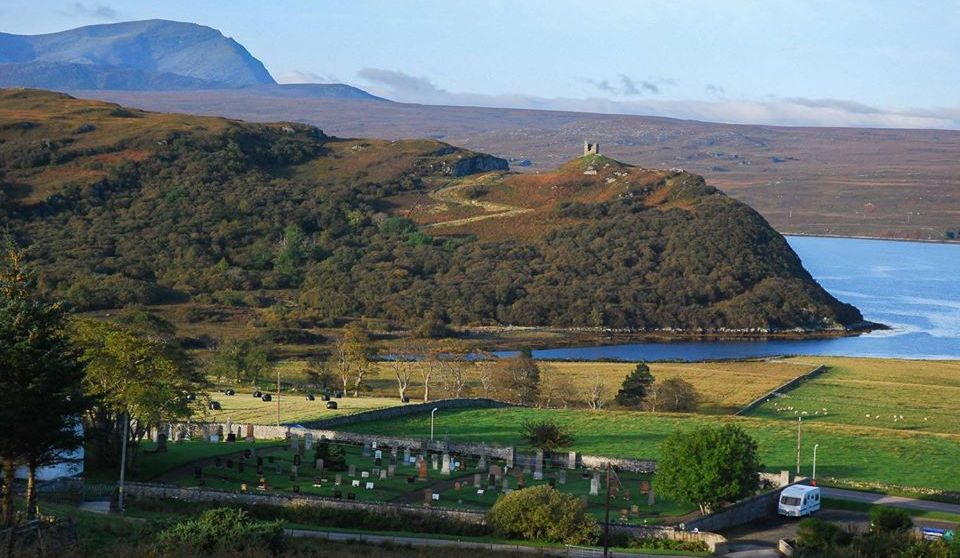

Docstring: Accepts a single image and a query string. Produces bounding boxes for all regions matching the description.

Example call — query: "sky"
[2,0,959,129]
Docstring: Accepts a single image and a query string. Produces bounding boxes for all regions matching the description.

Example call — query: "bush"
[487,485,600,544]
[155,507,285,555]
[869,506,912,533]
[519,419,574,452]
[314,440,348,472]
[630,536,709,552]
[796,518,853,551]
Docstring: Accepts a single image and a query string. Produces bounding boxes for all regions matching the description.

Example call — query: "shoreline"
[784,232,960,245]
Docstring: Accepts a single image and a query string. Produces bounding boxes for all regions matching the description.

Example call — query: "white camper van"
[778,485,821,517]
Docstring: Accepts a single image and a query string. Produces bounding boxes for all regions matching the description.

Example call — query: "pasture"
[201,391,401,425]
[341,407,960,493]
[748,357,960,435]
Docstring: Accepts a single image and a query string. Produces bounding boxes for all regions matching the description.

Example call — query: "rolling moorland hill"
[81,89,960,242]
[0,89,864,333]
[0,19,275,89]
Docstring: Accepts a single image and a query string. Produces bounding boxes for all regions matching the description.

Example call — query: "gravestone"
[313,477,323,488]
[567,451,577,469]
[505,447,515,468]
[379,469,387,481]
[431,454,439,470]
[257,463,264,476]
[374,457,382,467]
[533,449,544,480]
[216,425,225,440]
[473,473,482,487]
[226,419,233,437]
[362,442,372,457]
[521,455,531,475]
[227,430,236,442]
[441,453,451,475]
[558,469,566,485]
[648,486,655,506]
[315,458,324,472]
[490,464,503,482]
[502,476,510,491]
[374,449,382,461]
[156,433,168,453]
[590,473,601,496]
[403,447,411,463]
[361,470,369,478]
[387,464,396,477]
[290,464,298,480]
[348,464,356,477]
[424,489,433,506]
[289,434,299,453]
[304,433,314,451]
[293,454,301,467]
[454,481,461,491]
[245,424,255,443]
[488,474,496,487]
[418,459,428,481]
[335,474,342,486]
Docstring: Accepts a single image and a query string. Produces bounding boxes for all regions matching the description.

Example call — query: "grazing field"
[202,391,401,425]
[341,407,960,493]
[267,358,813,414]
[748,357,960,435]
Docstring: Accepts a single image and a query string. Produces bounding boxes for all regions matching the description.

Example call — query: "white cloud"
[276,70,339,84]
[63,2,119,20]
[356,68,960,130]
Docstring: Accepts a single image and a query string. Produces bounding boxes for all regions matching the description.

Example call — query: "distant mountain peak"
[0,19,275,89]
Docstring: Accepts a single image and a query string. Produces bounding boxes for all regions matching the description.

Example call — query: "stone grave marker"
[648,486,655,506]
[403,447,411,462]
[374,449,382,460]
[424,489,433,506]
[418,459,428,481]
[431,454,439,470]
[245,424,255,443]
[533,449,544,480]
[502,476,510,492]
[226,419,233,437]
[567,451,577,469]
[361,470,369,478]
[335,474,342,486]
[289,434,299,453]
[290,465,298,480]
[304,433,314,451]
[473,473,482,487]
[348,464,356,477]
[490,464,503,482]
[365,482,374,490]
[313,477,323,488]
[315,458,324,472]
[640,480,649,494]
[351,480,360,487]
[379,469,387,481]
[387,464,396,477]
[293,454,301,467]
[454,481,461,491]
[362,441,372,457]
[558,469,566,484]
[590,473,600,496]
[441,453,451,475]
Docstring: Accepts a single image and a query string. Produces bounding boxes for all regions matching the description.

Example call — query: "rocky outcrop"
[449,154,509,176]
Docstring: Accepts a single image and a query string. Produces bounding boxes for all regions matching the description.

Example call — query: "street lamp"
[430,407,439,441]
[812,443,820,481]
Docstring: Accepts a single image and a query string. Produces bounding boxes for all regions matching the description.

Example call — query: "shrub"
[155,507,285,555]
[487,485,600,544]
[796,518,853,551]
[519,419,574,452]
[630,536,709,552]
[869,506,912,533]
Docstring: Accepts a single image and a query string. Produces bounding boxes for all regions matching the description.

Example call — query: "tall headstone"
[374,449,382,461]
[424,489,433,506]
[505,447,515,469]
[567,451,577,470]
[647,486,655,506]
[304,433,314,451]
[533,449,544,481]
[362,441,372,457]
[558,469,566,485]
[245,424,255,443]
[379,469,387,481]
[403,447,411,463]
[225,419,233,438]
[473,473,482,487]
[418,459,428,481]
[289,434,299,453]
[315,458,324,471]
[490,464,503,483]
[348,464,356,477]
[502,475,510,492]
[590,473,601,496]
[387,464,396,477]
[431,454,439,470]
[441,453,451,476]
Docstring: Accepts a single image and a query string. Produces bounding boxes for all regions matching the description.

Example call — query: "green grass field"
[201,391,401,424]
[341,407,960,493]
[749,357,960,435]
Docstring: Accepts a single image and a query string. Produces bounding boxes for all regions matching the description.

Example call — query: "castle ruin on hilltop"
[583,141,600,156]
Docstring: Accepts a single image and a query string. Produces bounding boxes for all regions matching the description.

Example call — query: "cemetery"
[136,431,692,524]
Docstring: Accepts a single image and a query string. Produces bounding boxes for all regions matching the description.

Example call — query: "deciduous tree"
[657,424,761,514]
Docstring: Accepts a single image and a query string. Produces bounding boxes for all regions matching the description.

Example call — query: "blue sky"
[2,0,959,128]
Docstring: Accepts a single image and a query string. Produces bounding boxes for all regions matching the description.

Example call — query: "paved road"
[821,487,960,515]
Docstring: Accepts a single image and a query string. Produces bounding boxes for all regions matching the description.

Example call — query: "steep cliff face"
[450,154,510,176]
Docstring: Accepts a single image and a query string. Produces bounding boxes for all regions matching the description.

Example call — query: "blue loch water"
[517,236,960,361]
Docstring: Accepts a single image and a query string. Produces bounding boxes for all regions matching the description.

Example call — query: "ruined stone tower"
[583,141,600,156]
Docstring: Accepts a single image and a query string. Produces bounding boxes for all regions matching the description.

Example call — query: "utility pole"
[430,408,439,441]
[603,463,611,558]
[118,410,128,514]
[276,367,281,427]
[813,444,820,482]
[796,417,803,476]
